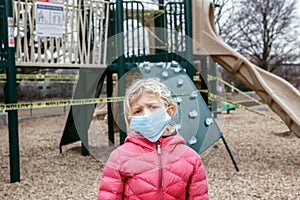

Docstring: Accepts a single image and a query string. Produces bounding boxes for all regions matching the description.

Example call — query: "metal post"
[209,58,218,117]
[3,0,20,183]
[116,0,126,144]
[78,69,89,156]
[154,0,165,54]
[221,135,239,172]
[184,0,195,77]
[107,71,115,145]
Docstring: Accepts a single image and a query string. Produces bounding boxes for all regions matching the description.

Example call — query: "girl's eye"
[151,105,159,110]
[132,109,142,115]
[134,110,141,114]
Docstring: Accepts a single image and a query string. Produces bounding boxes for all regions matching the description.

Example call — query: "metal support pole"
[221,135,239,172]
[184,0,196,77]
[107,71,115,145]
[116,0,127,144]
[209,58,218,117]
[154,0,165,54]
[3,0,20,183]
[77,69,89,156]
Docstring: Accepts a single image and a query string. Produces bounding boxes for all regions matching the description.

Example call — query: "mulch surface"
[0,109,299,199]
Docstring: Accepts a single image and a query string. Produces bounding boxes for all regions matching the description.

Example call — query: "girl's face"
[130,92,174,117]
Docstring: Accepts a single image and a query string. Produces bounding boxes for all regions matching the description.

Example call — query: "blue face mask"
[129,108,172,142]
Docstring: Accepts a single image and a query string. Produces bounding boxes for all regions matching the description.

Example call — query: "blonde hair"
[124,78,177,128]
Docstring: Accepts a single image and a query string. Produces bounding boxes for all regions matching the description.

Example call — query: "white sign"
[7,17,15,47]
[36,2,64,37]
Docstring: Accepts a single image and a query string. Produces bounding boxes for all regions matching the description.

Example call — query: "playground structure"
[0,0,299,183]
[192,0,300,138]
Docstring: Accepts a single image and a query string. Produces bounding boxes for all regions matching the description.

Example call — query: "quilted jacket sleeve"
[186,156,209,200]
[98,150,124,200]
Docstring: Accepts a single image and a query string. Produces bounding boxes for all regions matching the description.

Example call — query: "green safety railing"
[0,0,20,183]
[108,1,146,64]
[164,2,186,62]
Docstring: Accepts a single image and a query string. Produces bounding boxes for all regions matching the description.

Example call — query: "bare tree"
[212,0,233,37]
[218,0,299,72]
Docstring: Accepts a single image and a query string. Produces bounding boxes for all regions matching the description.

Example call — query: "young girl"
[98,78,209,199]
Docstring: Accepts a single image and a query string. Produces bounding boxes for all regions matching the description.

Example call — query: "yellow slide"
[192,0,300,137]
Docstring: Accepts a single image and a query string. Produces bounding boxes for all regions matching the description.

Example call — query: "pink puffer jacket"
[98,132,209,200]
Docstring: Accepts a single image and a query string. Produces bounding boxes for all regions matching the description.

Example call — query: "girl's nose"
[143,108,151,116]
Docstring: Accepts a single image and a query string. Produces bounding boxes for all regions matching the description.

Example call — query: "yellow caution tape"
[0,88,284,125]
[0,74,79,80]
[208,74,270,110]
[209,93,284,124]
[0,97,124,111]
[0,80,77,84]
[0,91,209,111]
[0,74,121,83]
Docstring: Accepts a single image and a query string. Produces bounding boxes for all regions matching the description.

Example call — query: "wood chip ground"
[0,109,299,199]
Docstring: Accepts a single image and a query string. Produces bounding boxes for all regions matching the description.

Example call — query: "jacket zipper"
[157,141,164,199]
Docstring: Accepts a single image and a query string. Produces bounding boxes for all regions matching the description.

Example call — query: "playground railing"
[13,0,111,68]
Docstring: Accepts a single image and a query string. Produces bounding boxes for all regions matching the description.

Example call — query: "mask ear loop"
[165,106,177,135]
[168,100,182,131]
